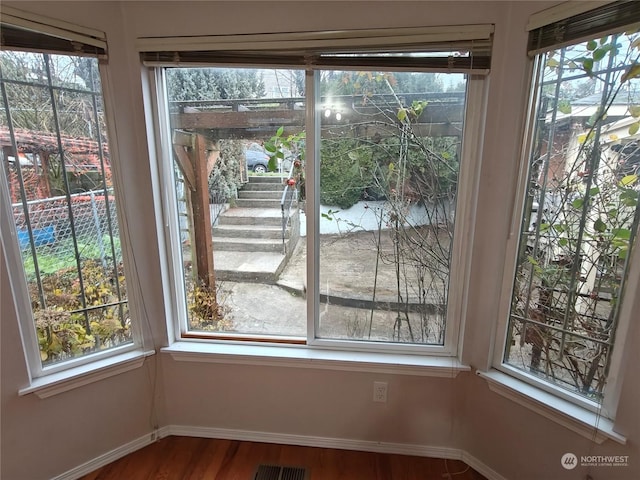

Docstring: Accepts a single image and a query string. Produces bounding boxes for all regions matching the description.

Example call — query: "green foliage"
[31,259,130,363]
[266,115,459,210]
[367,135,459,205]
[320,139,374,208]
[35,308,95,362]
[264,126,285,172]
[397,100,428,122]
[319,134,458,210]
[265,127,306,195]
[318,70,460,209]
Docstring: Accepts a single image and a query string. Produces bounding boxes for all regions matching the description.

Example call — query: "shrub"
[30,259,130,363]
[209,139,243,203]
[320,139,374,209]
[35,308,95,362]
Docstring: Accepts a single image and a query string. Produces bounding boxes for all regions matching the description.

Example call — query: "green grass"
[22,235,122,280]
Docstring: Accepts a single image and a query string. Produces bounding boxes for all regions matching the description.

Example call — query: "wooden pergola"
[170,92,465,140]
[169,92,465,288]
[0,126,110,202]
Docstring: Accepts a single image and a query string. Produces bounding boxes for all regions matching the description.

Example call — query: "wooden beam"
[172,144,196,191]
[173,110,305,130]
[170,103,464,140]
[173,129,218,151]
[172,129,196,147]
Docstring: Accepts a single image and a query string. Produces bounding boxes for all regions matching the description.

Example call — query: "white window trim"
[0,176,43,375]
[148,54,486,358]
[491,33,639,424]
[162,340,470,378]
[478,369,626,445]
[18,348,155,399]
[149,68,191,342]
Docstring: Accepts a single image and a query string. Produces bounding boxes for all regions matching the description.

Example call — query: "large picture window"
[502,7,640,406]
[144,26,490,353]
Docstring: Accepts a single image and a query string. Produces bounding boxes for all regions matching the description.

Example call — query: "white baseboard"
[167,425,508,480]
[56,424,507,480]
[52,426,171,480]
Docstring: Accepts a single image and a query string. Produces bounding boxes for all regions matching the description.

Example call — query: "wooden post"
[192,133,215,289]
[39,152,52,198]
[172,131,217,290]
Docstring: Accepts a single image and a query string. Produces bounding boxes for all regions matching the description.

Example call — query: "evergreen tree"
[166,67,265,101]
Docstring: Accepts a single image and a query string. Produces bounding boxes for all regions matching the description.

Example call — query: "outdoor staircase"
[212,175,299,283]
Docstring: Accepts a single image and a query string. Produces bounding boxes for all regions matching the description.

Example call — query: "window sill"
[19,349,156,399]
[162,341,470,377]
[477,369,626,445]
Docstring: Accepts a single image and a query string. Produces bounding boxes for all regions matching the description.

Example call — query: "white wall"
[2,2,638,480]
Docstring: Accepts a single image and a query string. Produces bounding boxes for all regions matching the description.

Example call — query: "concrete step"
[213,250,288,283]
[241,182,284,192]
[236,198,282,208]
[247,175,286,184]
[213,236,284,253]
[218,208,282,226]
[238,190,283,200]
[212,224,287,240]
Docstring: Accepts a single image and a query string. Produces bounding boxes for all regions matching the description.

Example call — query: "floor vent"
[254,464,307,480]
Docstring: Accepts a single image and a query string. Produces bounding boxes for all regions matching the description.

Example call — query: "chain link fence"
[12,189,122,281]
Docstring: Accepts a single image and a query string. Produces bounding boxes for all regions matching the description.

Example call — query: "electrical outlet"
[373,381,388,402]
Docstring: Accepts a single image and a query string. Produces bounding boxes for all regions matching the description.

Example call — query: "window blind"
[528,0,640,56]
[137,25,493,74]
[0,6,107,58]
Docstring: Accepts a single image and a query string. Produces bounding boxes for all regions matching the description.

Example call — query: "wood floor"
[81,436,488,480]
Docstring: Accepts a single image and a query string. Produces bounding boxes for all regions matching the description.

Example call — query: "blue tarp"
[17,226,55,250]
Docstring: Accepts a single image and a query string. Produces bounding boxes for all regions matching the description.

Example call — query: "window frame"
[0,40,144,379]
[146,29,490,357]
[493,21,640,419]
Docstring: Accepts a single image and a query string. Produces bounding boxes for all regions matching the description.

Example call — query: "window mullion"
[493,56,541,369]
[306,68,320,344]
[447,75,487,357]
[154,68,190,339]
